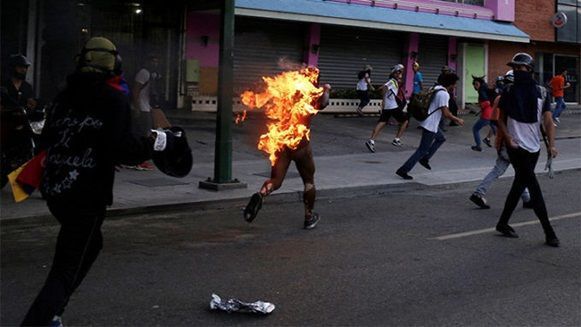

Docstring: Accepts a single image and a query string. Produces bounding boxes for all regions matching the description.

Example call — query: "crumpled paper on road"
[209,293,275,314]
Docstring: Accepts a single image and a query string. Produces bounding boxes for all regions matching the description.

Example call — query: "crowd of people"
[0,42,573,326]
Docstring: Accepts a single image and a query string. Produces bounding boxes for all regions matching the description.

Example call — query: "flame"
[240,67,324,166]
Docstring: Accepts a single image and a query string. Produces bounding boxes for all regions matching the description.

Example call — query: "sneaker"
[419,159,431,170]
[522,201,534,209]
[391,138,402,147]
[304,213,320,230]
[396,169,413,180]
[554,117,561,124]
[483,138,492,148]
[356,107,364,117]
[470,193,490,209]
[50,316,63,327]
[495,224,519,238]
[471,145,482,152]
[243,193,263,223]
[365,140,376,153]
[136,162,154,171]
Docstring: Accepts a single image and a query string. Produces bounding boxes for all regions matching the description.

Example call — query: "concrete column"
[304,23,321,67]
[448,36,458,72]
[404,32,419,99]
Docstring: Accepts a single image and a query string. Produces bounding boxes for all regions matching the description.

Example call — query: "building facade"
[187,0,528,110]
[488,0,580,104]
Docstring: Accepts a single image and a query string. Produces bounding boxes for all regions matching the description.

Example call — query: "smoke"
[277,57,306,71]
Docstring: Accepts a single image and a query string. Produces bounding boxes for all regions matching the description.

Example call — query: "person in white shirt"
[365,64,409,152]
[356,65,374,116]
[396,72,464,179]
[494,52,559,247]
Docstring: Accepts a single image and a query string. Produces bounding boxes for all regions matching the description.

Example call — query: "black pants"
[22,202,106,326]
[497,147,554,235]
[357,90,370,109]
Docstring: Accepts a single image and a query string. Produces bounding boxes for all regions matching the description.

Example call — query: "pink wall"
[186,12,220,67]
[405,33,419,98]
[485,0,515,22]
[304,23,321,67]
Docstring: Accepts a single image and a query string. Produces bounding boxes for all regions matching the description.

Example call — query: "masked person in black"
[21,37,163,326]
[494,53,559,247]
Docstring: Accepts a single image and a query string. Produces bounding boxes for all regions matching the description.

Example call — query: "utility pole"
[199,0,246,191]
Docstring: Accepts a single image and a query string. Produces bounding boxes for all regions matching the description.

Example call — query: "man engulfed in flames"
[239,66,331,229]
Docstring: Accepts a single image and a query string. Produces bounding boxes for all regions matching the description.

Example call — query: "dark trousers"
[22,202,106,326]
[398,127,446,173]
[357,90,370,109]
[497,147,554,235]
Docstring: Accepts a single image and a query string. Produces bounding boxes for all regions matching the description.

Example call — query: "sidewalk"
[2,108,580,221]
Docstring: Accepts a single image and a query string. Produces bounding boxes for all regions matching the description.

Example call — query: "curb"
[0,182,426,226]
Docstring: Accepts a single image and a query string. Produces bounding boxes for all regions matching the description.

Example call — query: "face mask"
[13,72,26,80]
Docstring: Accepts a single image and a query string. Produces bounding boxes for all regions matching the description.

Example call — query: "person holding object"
[21,37,183,326]
[494,53,559,247]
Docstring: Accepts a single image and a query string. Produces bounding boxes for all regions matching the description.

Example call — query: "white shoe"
[365,140,376,153]
[392,138,402,146]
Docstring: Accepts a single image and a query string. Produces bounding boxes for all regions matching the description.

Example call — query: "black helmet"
[152,127,193,178]
[507,53,534,70]
[9,54,31,67]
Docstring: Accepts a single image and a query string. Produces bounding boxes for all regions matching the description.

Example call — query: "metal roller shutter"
[418,35,448,87]
[318,25,405,89]
[234,18,305,93]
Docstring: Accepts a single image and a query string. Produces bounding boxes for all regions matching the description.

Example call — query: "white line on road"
[433,212,581,241]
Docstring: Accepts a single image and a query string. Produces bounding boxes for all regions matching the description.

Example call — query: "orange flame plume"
[239,67,323,166]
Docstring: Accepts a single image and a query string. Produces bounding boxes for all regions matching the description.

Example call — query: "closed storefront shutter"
[418,35,448,87]
[318,25,405,90]
[234,17,305,93]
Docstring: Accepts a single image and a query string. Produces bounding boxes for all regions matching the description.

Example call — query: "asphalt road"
[2,170,581,326]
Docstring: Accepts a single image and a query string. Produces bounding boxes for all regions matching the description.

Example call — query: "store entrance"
[555,55,579,103]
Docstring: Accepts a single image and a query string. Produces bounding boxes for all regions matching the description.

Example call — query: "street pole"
[199,0,246,191]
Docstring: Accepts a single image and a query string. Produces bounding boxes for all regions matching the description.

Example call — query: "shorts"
[378,108,408,123]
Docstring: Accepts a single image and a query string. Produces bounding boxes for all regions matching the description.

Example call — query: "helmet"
[77,37,122,74]
[507,52,534,70]
[152,127,193,178]
[9,54,31,67]
[504,70,514,83]
[391,64,404,74]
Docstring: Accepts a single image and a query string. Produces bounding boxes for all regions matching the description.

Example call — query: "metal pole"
[214,0,234,183]
[199,0,246,190]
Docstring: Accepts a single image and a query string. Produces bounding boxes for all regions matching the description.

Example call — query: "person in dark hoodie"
[494,52,559,247]
[21,37,160,326]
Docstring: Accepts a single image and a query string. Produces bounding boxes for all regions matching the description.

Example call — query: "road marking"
[433,212,581,241]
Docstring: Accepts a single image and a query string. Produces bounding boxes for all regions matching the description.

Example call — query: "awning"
[235,0,530,43]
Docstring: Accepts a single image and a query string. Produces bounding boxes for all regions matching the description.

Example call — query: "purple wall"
[405,33,420,98]
[304,23,321,67]
[448,36,458,72]
[186,12,220,67]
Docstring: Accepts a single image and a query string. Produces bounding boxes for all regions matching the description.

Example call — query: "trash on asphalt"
[209,293,275,314]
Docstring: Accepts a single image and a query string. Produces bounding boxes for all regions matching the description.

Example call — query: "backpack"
[407,87,445,121]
